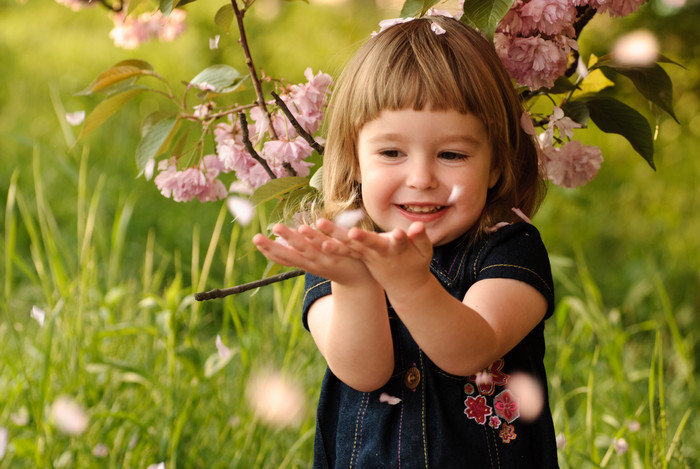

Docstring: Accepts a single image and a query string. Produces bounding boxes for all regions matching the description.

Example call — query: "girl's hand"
[252,221,373,288]
[344,221,434,295]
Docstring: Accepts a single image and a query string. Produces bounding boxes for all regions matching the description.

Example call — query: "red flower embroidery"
[494,389,520,423]
[499,424,517,443]
[464,395,493,424]
[489,416,502,429]
[464,383,475,395]
[468,359,509,395]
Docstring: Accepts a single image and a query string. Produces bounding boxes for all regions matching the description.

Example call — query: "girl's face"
[356,109,500,245]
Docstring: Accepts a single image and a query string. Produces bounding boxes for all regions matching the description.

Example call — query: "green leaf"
[268,185,316,226]
[159,0,173,15]
[190,64,242,93]
[175,345,204,379]
[584,96,655,169]
[561,100,590,127]
[400,0,440,17]
[78,87,147,141]
[601,63,678,123]
[461,0,515,39]
[78,60,154,95]
[135,117,178,175]
[250,177,309,206]
[215,4,234,31]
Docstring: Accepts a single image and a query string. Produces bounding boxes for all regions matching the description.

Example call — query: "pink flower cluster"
[214,68,332,189]
[55,0,95,11]
[153,69,332,202]
[109,9,187,50]
[495,0,647,89]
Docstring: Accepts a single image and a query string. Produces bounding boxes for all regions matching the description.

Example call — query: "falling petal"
[511,207,532,224]
[613,30,659,66]
[627,420,641,432]
[51,396,89,435]
[576,56,589,79]
[65,110,85,126]
[147,463,166,469]
[447,185,463,204]
[506,373,543,421]
[487,222,511,233]
[92,443,109,458]
[216,334,232,360]
[30,305,45,327]
[475,370,493,387]
[431,22,446,35]
[227,196,255,226]
[0,427,7,460]
[229,180,254,196]
[379,393,402,405]
[520,112,537,136]
[614,438,629,455]
[144,158,156,181]
[10,407,29,426]
[246,369,306,428]
[209,34,220,50]
[556,432,567,449]
[334,209,364,229]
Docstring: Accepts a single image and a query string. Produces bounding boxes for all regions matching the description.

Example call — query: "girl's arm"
[344,222,547,377]
[253,224,394,391]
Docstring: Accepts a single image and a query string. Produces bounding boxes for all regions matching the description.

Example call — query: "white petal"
[216,334,232,360]
[506,373,544,421]
[147,463,166,469]
[613,30,659,66]
[379,393,402,405]
[511,207,532,224]
[227,196,255,226]
[209,34,220,50]
[51,397,89,435]
[246,370,306,428]
[144,158,156,181]
[30,305,45,327]
[65,110,85,126]
[334,209,364,229]
[431,22,446,35]
[0,427,8,460]
[447,185,463,204]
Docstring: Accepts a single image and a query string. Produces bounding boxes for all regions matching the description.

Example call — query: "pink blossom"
[262,137,314,178]
[55,0,95,11]
[542,106,582,145]
[517,0,577,36]
[154,156,228,202]
[598,0,647,17]
[520,112,537,136]
[431,22,447,35]
[495,33,574,89]
[543,140,603,188]
[379,393,402,405]
[109,9,186,50]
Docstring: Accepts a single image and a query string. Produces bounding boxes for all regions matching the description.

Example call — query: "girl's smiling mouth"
[398,204,446,214]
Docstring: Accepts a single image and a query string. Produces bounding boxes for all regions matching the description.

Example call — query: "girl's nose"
[406,158,438,190]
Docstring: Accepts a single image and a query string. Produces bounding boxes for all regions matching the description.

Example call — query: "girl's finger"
[348,228,392,252]
[316,218,351,242]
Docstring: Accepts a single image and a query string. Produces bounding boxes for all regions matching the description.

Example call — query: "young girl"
[253,15,559,468]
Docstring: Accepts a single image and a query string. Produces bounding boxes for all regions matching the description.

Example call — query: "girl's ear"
[488,166,501,189]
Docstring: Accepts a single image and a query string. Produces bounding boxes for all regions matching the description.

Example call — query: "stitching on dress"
[478,264,554,297]
[419,352,429,468]
[301,279,331,307]
[350,392,369,468]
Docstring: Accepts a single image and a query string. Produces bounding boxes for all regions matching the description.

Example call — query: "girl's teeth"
[402,205,443,213]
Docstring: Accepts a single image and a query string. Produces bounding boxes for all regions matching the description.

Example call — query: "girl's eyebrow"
[365,133,485,146]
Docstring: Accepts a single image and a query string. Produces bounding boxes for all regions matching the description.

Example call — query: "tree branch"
[271,91,325,155]
[194,269,305,301]
[231,0,279,141]
[239,112,277,180]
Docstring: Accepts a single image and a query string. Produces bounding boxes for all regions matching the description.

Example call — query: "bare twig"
[194,269,305,301]
[271,91,325,155]
[239,112,277,180]
[231,0,279,140]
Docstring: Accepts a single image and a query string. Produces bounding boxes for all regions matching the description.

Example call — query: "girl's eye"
[439,151,469,161]
[379,149,403,158]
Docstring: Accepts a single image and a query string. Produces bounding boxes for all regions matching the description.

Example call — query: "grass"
[1,0,699,467]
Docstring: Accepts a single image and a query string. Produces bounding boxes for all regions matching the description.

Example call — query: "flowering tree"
[63,0,677,293]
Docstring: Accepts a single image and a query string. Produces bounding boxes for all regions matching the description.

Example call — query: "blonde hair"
[320,16,545,238]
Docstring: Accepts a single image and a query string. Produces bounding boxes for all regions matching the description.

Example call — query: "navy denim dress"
[302,223,559,468]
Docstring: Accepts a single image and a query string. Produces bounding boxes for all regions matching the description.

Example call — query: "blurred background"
[1,0,698,467]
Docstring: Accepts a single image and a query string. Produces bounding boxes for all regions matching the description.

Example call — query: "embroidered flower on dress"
[464,395,493,425]
[499,424,517,443]
[494,389,520,423]
[468,359,508,396]
[489,416,502,429]
[463,383,475,395]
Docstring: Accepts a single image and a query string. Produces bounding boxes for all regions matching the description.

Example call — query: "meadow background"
[0,0,698,467]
